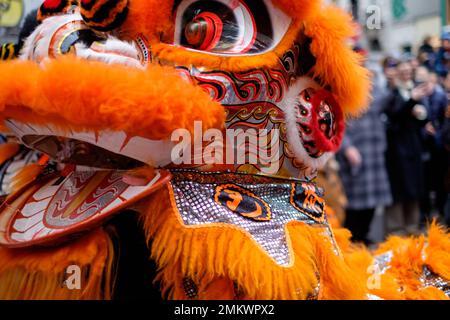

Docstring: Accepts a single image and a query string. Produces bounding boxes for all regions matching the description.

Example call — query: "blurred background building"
[330,0,445,55]
[0,0,40,43]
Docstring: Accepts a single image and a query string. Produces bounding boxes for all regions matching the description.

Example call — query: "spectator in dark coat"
[442,82,450,227]
[417,67,449,221]
[435,33,450,78]
[383,61,429,236]
[337,83,392,245]
[418,36,437,71]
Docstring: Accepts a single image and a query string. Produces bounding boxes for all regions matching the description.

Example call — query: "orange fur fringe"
[303,6,371,115]
[375,222,450,300]
[0,57,225,141]
[335,223,450,300]
[140,184,366,300]
[119,0,174,42]
[0,229,115,300]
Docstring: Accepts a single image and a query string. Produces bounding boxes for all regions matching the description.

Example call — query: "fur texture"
[75,37,142,68]
[139,184,367,300]
[0,229,114,300]
[282,77,334,170]
[0,57,225,141]
[335,223,450,300]
[303,6,371,115]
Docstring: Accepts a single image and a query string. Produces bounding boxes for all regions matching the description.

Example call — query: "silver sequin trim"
[171,174,328,267]
[421,266,450,297]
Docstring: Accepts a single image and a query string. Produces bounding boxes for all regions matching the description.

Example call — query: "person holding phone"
[417,67,448,224]
[383,61,429,236]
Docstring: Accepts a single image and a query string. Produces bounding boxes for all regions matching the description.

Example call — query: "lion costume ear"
[303,5,371,116]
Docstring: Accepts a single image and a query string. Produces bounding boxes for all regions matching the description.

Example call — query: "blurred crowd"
[334,33,450,245]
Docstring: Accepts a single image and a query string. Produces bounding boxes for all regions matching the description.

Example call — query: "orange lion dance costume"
[0,0,448,300]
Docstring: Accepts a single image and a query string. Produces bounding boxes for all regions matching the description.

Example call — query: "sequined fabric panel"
[421,266,450,297]
[170,171,329,267]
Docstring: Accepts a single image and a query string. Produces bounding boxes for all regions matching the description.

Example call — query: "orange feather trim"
[356,223,450,300]
[272,0,320,20]
[118,0,174,42]
[303,6,371,116]
[315,228,367,300]
[139,184,367,300]
[338,222,450,300]
[0,57,225,141]
[0,228,115,300]
[424,222,450,281]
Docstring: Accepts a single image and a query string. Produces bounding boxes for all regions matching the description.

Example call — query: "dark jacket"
[383,87,427,202]
[435,47,450,77]
[423,87,448,149]
[442,109,450,192]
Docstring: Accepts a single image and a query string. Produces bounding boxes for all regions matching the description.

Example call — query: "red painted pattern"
[43,0,64,9]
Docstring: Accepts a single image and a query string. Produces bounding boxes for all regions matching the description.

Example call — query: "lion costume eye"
[173,0,291,55]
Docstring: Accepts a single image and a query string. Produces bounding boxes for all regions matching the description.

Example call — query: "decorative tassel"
[0,228,115,300]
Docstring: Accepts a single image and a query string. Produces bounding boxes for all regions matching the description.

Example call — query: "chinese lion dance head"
[1,0,370,178]
[0,0,390,301]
